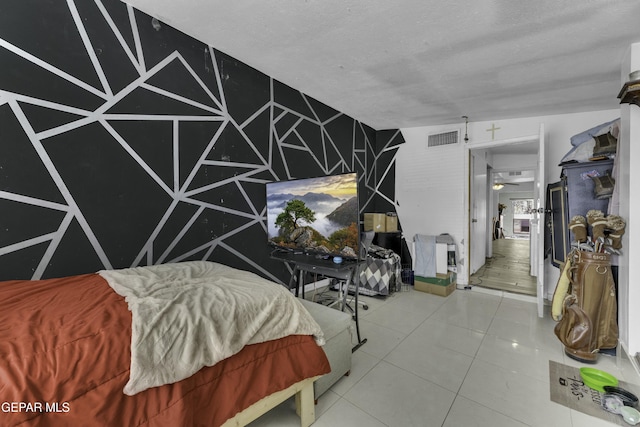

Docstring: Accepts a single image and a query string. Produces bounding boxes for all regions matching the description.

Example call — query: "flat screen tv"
[266,173,360,259]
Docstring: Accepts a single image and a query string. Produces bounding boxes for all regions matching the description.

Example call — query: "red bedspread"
[0,273,330,426]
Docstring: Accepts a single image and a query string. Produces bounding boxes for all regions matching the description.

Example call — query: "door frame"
[464,129,545,315]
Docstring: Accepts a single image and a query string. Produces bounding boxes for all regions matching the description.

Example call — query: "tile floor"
[249,287,640,427]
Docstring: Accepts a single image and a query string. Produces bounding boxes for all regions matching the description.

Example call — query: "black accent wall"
[0,0,404,283]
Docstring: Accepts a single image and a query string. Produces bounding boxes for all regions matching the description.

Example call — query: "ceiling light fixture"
[492,183,505,190]
[462,116,469,143]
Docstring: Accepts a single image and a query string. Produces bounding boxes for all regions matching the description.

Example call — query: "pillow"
[559,138,595,164]
[569,118,619,147]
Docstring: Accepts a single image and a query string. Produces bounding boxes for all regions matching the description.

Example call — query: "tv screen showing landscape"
[266,173,360,258]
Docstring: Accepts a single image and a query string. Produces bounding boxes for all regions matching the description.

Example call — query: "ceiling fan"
[492,182,519,190]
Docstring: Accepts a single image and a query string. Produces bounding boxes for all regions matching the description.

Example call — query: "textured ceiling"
[122,0,640,130]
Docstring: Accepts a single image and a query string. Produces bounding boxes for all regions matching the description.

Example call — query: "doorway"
[466,130,544,309]
[471,170,537,296]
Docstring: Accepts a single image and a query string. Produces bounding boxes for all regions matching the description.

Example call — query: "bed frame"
[221,375,320,427]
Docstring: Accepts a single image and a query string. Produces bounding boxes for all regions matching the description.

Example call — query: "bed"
[0,261,330,427]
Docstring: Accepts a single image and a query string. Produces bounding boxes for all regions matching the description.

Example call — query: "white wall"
[618,43,640,359]
[396,128,467,277]
[492,153,538,171]
[397,109,620,287]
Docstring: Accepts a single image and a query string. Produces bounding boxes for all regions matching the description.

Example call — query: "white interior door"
[535,123,546,318]
[470,152,487,275]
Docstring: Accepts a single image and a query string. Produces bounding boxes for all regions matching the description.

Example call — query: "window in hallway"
[512,199,534,237]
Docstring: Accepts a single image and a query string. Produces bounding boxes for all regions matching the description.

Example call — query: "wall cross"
[486,123,501,140]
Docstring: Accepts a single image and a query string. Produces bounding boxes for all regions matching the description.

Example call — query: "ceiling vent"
[427,130,459,148]
[509,171,523,176]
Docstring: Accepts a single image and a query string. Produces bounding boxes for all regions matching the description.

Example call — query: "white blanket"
[99,261,325,396]
[414,234,436,277]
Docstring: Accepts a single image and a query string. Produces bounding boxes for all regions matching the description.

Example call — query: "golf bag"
[553,249,618,363]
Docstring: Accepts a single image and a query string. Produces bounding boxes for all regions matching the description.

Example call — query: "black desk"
[270,251,367,352]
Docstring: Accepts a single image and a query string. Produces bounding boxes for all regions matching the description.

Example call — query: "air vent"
[509,171,522,176]
[427,130,459,147]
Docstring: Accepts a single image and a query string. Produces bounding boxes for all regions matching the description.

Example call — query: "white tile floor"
[249,287,640,427]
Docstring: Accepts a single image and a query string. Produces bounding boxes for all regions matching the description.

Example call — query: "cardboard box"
[364,213,386,232]
[414,272,456,297]
[414,280,455,297]
[415,272,456,286]
[385,213,398,232]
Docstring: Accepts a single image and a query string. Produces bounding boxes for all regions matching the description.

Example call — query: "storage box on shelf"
[385,213,398,232]
[364,213,386,232]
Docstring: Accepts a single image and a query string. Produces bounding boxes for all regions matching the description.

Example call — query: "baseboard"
[620,342,640,380]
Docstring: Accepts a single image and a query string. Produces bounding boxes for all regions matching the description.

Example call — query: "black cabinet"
[548,159,614,266]
[373,232,401,254]
[372,231,412,267]
[562,159,614,235]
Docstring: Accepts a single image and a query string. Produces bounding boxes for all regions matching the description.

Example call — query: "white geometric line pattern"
[0,0,402,282]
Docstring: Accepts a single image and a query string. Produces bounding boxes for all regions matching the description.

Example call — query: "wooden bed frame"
[222,375,320,427]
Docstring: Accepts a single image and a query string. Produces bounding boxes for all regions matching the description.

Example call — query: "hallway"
[470,238,537,296]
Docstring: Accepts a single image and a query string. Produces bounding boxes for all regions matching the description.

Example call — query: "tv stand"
[270,251,367,352]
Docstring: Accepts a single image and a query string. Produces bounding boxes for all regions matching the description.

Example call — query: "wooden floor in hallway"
[470,237,537,296]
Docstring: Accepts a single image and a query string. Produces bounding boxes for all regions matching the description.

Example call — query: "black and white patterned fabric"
[355,247,402,296]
